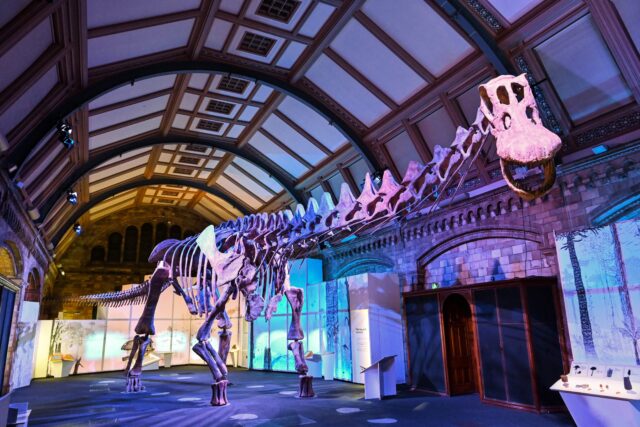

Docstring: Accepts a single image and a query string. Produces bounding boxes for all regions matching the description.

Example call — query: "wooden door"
[443,293,477,395]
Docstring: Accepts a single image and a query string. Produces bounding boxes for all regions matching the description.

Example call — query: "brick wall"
[320,146,640,295]
[44,206,210,319]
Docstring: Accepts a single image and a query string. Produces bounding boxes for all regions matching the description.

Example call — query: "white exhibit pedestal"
[551,380,640,426]
[155,352,173,368]
[550,362,640,427]
[305,354,322,378]
[321,353,335,381]
[141,354,160,371]
[49,360,74,378]
[227,346,239,368]
[362,355,397,400]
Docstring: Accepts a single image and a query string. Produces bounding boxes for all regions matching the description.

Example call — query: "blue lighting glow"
[591,144,608,155]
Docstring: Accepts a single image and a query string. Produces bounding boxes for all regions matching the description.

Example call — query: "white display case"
[550,361,640,427]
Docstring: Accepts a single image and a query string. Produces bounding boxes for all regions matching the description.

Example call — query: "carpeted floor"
[11,366,574,426]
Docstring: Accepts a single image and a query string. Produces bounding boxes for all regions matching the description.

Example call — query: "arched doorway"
[442,293,477,395]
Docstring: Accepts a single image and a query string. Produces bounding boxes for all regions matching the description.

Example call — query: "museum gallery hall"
[0,0,639,425]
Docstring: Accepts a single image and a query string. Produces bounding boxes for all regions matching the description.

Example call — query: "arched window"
[155,223,168,246]
[90,246,105,262]
[0,246,16,278]
[24,269,40,302]
[169,225,182,239]
[139,223,153,263]
[123,226,138,262]
[107,232,123,263]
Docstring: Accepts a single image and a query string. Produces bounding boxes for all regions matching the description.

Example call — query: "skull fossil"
[479,74,562,200]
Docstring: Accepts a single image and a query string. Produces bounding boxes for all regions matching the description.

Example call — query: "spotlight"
[371,171,383,186]
[60,270,65,277]
[73,223,82,235]
[28,208,40,221]
[57,120,75,149]
[67,190,78,205]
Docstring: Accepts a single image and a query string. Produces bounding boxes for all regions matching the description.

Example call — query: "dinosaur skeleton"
[69,75,561,405]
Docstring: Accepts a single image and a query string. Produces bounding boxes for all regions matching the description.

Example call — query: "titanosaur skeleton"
[69,75,561,405]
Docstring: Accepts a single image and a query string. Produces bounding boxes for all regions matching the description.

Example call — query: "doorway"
[443,293,477,395]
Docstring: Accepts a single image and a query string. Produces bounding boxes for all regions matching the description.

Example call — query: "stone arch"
[0,241,22,279]
[591,185,640,226]
[24,268,41,302]
[418,226,544,288]
[0,247,16,278]
[334,256,395,278]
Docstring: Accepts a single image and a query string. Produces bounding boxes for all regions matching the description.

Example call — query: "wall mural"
[10,301,39,389]
[250,259,354,380]
[555,218,640,365]
[33,282,249,378]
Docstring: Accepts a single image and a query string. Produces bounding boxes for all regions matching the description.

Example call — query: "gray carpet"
[11,366,574,426]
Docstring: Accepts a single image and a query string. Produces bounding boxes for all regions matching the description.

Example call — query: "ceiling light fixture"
[73,223,82,235]
[57,120,75,149]
[67,190,78,205]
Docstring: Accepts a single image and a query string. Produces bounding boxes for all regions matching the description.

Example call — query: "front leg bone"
[285,287,304,341]
[126,335,150,392]
[192,283,235,405]
[134,262,170,336]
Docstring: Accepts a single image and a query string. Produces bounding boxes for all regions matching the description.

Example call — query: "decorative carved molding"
[558,141,640,176]
[575,111,640,146]
[299,78,367,133]
[0,188,48,267]
[465,0,504,31]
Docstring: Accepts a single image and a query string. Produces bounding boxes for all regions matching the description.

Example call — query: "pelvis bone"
[479,74,561,200]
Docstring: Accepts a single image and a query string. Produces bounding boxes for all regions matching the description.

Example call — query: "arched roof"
[1,0,639,250]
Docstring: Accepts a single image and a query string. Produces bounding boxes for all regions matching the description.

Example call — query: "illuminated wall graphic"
[10,301,40,389]
[33,277,250,377]
[250,262,405,384]
[556,218,640,365]
[250,259,337,374]
[325,277,352,381]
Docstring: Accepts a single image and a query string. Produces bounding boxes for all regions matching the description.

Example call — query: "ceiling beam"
[87,9,201,38]
[0,45,68,116]
[38,132,305,219]
[430,0,515,75]
[289,0,366,83]
[324,47,399,109]
[260,128,314,169]
[0,0,61,57]
[7,60,381,180]
[273,110,332,155]
[89,88,174,115]
[354,11,435,83]
[50,176,251,245]
[215,10,314,45]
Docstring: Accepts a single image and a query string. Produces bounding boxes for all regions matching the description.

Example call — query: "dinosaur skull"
[479,74,562,200]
